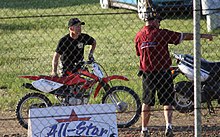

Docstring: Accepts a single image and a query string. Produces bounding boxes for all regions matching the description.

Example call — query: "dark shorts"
[142,70,174,106]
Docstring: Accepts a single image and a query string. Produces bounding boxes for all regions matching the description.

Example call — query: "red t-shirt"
[134,26,182,72]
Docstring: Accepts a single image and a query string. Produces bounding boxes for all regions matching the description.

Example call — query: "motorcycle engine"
[69,97,82,105]
[67,85,89,105]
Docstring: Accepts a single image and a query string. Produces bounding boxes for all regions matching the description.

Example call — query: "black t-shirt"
[55,33,95,72]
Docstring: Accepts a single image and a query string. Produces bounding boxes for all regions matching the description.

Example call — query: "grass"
[0,0,220,110]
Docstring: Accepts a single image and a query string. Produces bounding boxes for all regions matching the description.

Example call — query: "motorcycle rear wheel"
[174,81,194,113]
[16,92,52,129]
[102,86,141,128]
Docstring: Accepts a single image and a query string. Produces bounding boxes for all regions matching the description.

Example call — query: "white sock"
[142,127,148,132]
[166,123,172,129]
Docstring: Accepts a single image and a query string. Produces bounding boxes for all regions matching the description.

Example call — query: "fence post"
[193,0,202,136]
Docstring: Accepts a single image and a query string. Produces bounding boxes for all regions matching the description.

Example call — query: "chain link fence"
[0,0,220,136]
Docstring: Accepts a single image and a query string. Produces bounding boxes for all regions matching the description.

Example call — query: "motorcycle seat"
[184,54,220,73]
[19,75,76,84]
[202,61,220,72]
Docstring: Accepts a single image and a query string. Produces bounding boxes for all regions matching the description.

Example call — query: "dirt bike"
[16,59,141,129]
[170,53,220,113]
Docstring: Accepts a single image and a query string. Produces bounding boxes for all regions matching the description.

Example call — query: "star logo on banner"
[55,109,91,123]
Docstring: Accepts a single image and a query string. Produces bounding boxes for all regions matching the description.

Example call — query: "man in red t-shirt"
[134,10,213,137]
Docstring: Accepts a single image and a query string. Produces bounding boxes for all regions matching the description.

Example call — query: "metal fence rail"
[0,0,220,136]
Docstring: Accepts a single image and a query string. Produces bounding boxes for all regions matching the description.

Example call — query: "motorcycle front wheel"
[174,81,194,113]
[102,86,141,128]
[16,92,52,129]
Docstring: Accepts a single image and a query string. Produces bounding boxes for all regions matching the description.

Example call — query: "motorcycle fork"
[207,101,215,114]
[100,80,121,106]
[202,85,217,114]
[100,80,111,92]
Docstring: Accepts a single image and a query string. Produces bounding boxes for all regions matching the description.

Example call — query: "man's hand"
[202,34,215,41]
[51,71,58,77]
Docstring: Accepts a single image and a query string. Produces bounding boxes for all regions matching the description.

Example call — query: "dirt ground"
[0,107,220,137]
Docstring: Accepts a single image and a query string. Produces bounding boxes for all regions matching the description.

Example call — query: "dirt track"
[0,108,220,137]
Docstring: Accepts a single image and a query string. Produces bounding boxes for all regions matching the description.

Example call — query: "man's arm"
[183,33,214,41]
[88,40,96,60]
[51,52,60,76]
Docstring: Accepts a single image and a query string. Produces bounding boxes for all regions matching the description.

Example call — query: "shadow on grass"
[0,0,98,9]
[0,23,34,31]
[0,56,36,66]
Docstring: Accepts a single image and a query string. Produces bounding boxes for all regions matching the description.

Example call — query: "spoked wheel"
[16,92,52,129]
[102,86,141,128]
[174,92,194,113]
[174,81,194,113]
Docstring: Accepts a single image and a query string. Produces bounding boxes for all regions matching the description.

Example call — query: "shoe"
[165,127,174,137]
[140,130,150,137]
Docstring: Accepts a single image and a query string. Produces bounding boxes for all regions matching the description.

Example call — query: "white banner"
[28,104,118,137]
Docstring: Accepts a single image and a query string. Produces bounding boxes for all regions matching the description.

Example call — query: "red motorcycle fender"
[19,75,42,80]
[93,75,129,98]
[19,75,77,84]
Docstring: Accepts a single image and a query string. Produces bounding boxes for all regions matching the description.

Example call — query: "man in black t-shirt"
[51,18,96,76]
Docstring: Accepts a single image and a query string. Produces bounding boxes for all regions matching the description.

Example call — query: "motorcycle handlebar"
[172,53,182,60]
[75,59,95,67]
[71,60,95,72]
